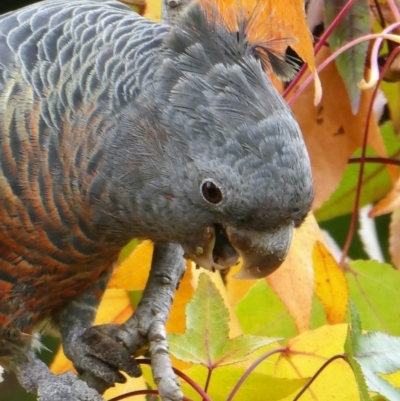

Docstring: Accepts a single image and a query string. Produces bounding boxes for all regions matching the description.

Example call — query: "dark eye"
[201,181,222,204]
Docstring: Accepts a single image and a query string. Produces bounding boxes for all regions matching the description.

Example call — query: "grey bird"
[0,0,314,399]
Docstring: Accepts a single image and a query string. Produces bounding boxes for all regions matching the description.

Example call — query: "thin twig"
[287,28,400,105]
[292,354,348,401]
[340,45,400,264]
[349,156,400,166]
[225,348,286,401]
[283,0,357,100]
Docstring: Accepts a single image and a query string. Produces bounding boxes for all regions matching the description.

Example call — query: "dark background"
[0,1,40,14]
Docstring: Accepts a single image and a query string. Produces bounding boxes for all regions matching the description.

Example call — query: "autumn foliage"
[50,0,400,400]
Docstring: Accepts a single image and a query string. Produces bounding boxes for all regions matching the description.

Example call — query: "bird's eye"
[201,180,222,204]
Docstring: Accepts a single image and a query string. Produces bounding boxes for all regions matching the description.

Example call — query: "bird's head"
[115,2,314,279]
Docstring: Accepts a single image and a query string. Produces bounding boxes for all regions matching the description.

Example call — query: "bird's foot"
[62,322,143,394]
[64,243,186,401]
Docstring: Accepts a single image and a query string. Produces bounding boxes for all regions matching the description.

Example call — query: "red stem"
[203,367,212,395]
[349,156,400,166]
[292,354,348,401]
[225,348,286,401]
[108,389,160,401]
[128,359,213,401]
[283,0,357,100]
[340,45,400,264]
[109,390,194,401]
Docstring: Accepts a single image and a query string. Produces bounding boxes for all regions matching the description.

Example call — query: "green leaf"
[381,81,400,133]
[355,332,400,400]
[349,300,362,338]
[315,124,398,222]
[118,239,140,262]
[325,0,370,113]
[169,274,279,367]
[346,260,400,336]
[345,301,373,401]
[345,301,400,401]
[180,365,307,401]
[235,280,297,338]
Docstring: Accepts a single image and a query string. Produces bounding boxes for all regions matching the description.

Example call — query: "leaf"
[143,0,162,22]
[357,332,400,400]
[346,301,400,401]
[381,81,400,134]
[344,302,373,401]
[346,260,400,335]
[266,214,323,333]
[103,370,149,401]
[118,239,140,263]
[191,267,244,338]
[166,261,196,335]
[390,209,400,270]
[313,241,349,324]
[370,174,400,217]
[168,273,279,367]
[122,0,146,15]
[325,0,370,113]
[315,123,399,221]
[180,365,307,401]
[109,240,152,290]
[235,280,297,339]
[205,0,316,78]
[290,46,390,210]
[275,324,360,400]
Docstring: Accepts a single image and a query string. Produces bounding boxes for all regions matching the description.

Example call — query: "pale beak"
[227,223,294,279]
[187,222,294,279]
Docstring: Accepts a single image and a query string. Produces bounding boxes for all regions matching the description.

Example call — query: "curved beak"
[187,222,294,280]
[227,223,294,279]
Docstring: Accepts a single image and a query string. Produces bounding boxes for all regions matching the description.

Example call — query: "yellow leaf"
[379,370,400,388]
[104,372,147,401]
[275,324,360,401]
[313,241,349,324]
[266,214,322,333]
[167,260,195,335]
[143,0,162,22]
[95,289,134,326]
[225,260,257,307]
[109,241,153,290]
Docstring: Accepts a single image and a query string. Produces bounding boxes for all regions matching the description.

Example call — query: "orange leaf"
[313,241,348,324]
[225,260,258,307]
[108,241,153,290]
[167,260,195,335]
[370,176,400,217]
[389,208,400,271]
[266,214,323,333]
[199,0,316,79]
[289,47,393,209]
